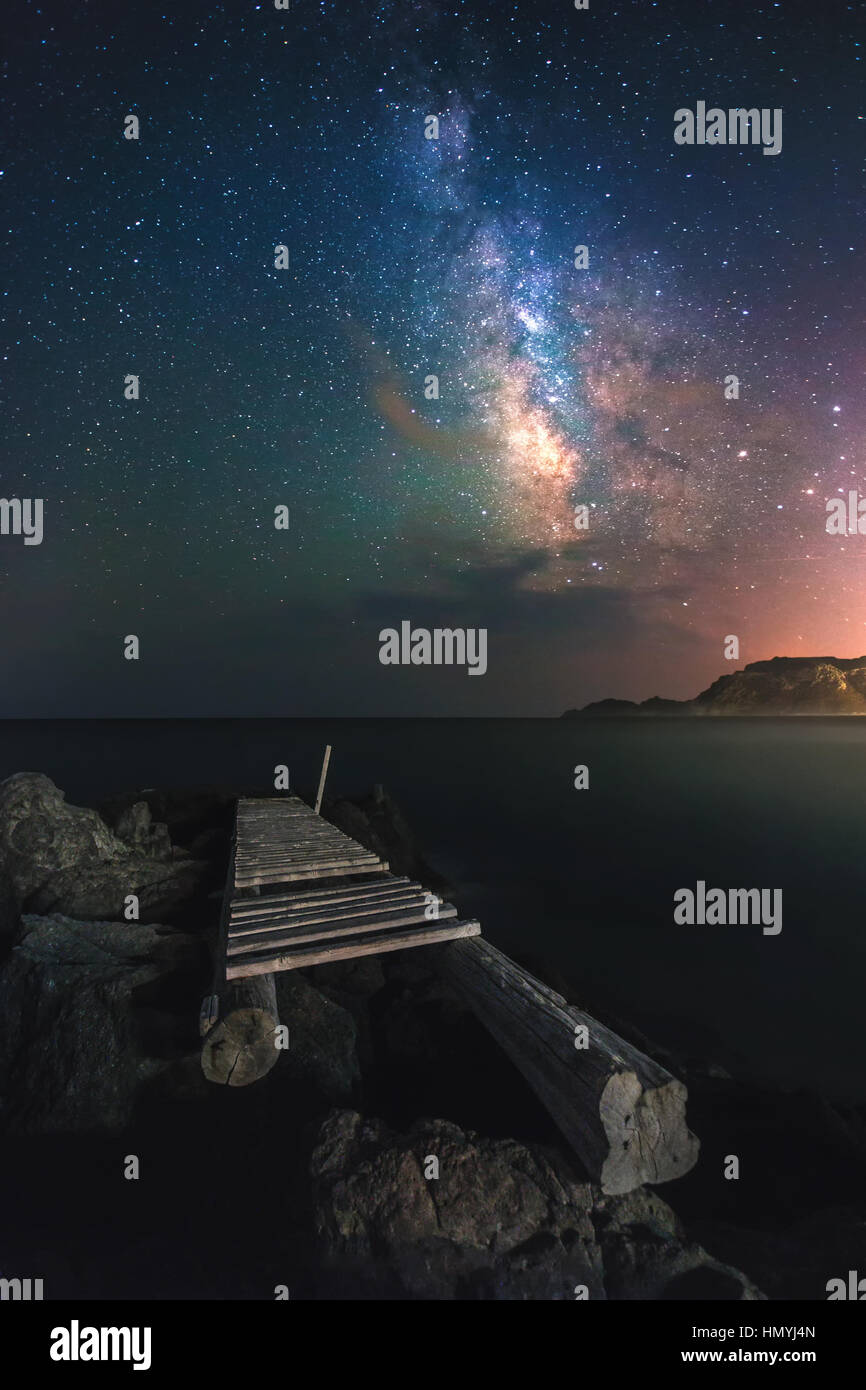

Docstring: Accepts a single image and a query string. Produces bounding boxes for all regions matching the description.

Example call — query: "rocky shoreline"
[0,771,864,1300]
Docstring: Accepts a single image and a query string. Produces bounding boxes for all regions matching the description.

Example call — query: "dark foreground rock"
[0,773,208,924]
[0,914,205,1134]
[310,1109,765,1300]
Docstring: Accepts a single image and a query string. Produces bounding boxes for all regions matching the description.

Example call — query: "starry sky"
[1,0,864,715]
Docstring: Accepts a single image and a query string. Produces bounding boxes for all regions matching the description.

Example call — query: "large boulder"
[310,1110,765,1300]
[0,913,205,1134]
[0,773,206,923]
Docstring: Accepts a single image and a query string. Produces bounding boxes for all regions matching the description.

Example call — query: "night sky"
[1,0,863,715]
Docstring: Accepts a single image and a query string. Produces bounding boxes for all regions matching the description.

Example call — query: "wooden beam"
[434,936,699,1196]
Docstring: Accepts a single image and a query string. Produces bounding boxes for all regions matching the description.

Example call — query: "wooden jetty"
[201,792,699,1194]
[228,796,480,973]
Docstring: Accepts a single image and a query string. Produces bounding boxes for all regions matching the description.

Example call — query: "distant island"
[563,656,866,716]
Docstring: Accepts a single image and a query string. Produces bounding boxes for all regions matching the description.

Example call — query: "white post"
[314,744,332,814]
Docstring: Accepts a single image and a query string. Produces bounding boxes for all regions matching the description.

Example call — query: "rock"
[273,972,360,1103]
[590,1186,762,1300]
[113,802,173,861]
[310,1110,764,1300]
[0,913,205,1134]
[0,773,129,898]
[97,785,236,852]
[26,859,206,924]
[0,773,207,924]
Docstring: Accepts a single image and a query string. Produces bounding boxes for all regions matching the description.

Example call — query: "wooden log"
[201,973,281,1087]
[434,936,699,1195]
[201,814,281,1087]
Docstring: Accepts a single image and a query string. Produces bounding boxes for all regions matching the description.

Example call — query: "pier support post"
[201,972,280,1086]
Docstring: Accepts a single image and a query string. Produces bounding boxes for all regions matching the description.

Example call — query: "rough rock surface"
[0,773,206,922]
[310,1109,765,1300]
[0,913,205,1134]
[113,801,174,861]
[693,656,866,713]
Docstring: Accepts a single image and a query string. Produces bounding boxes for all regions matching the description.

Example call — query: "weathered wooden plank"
[234,864,382,885]
[234,853,381,873]
[235,847,378,862]
[235,836,376,851]
[229,892,419,923]
[228,878,414,916]
[227,903,458,955]
[434,937,699,1196]
[228,890,434,934]
[234,861,389,886]
[226,918,481,978]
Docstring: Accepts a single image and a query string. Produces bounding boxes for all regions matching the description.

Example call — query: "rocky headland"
[564,655,866,716]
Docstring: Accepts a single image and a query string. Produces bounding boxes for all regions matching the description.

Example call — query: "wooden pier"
[226,796,480,975]
[201,792,699,1195]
